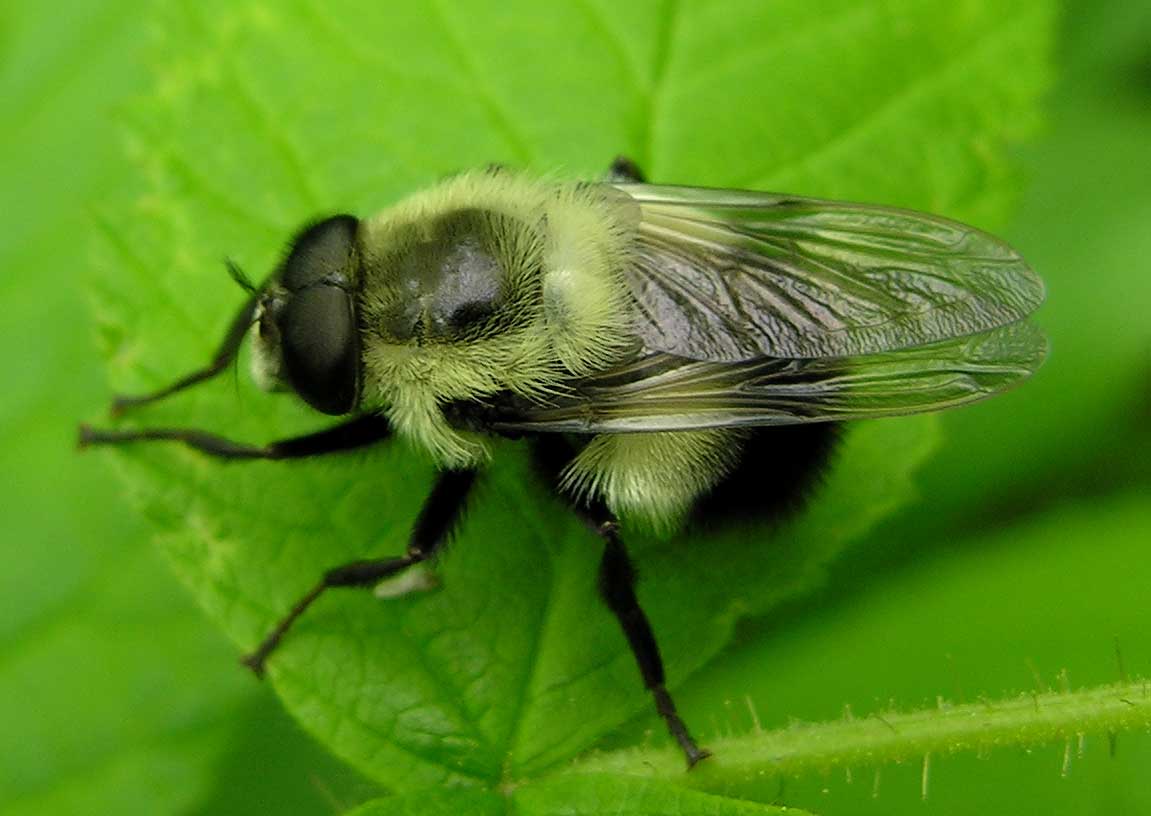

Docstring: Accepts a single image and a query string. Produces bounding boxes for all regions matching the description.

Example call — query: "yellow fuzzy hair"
[356,171,638,467]
[562,428,749,532]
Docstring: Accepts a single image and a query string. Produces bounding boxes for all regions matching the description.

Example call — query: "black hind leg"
[529,435,710,767]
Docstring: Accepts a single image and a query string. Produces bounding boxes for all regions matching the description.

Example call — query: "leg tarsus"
[80,425,279,459]
[241,553,422,677]
[241,468,477,675]
[241,580,326,677]
[77,423,96,451]
[77,414,392,461]
[652,685,712,768]
[111,281,259,416]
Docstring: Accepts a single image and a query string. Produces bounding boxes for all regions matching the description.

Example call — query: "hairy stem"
[564,680,1151,789]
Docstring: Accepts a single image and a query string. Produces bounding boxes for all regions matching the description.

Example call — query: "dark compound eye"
[282,215,359,291]
[279,285,359,415]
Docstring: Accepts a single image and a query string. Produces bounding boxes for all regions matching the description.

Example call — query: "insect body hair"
[357,171,638,467]
[563,428,750,532]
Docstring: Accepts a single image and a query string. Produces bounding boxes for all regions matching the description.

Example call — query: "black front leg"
[242,467,478,675]
[109,262,261,417]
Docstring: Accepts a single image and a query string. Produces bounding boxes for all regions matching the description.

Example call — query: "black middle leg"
[241,467,478,675]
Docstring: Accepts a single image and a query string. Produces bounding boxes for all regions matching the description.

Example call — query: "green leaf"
[347,788,505,816]
[0,1,381,813]
[348,776,809,816]
[512,775,807,816]
[87,0,1055,799]
[877,0,1151,542]
[672,490,1151,813]
[0,2,246,813]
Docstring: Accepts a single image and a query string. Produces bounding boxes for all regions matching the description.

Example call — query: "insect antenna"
[223,259,257,398]
[225,257,258,294]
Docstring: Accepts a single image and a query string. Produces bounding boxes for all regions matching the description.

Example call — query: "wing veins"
[617,186,1042,361]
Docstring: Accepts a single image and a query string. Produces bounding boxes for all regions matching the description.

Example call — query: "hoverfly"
[82,157,1045,766]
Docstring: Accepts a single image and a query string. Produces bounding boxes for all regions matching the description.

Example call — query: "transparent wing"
[615,184,1045,361]
[487,322,1047,433]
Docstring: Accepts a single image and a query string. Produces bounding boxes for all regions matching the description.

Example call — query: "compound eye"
[281,215,359,291]
[279,285,359,415]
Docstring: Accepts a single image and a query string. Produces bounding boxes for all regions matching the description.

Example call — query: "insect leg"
[587,501,711,767]
[241,467,478,675]
[528,435,708,767]
[78,414,392,460]
[606,155,647,183]
[110,279,259,416]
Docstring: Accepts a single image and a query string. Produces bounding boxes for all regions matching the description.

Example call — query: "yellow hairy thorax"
[356,171,639,467]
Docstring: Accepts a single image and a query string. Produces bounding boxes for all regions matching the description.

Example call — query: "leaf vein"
[273,657,497,785]
[500,527,561,777]
[643,0,680,175]
[739,3,1043,191]
[217,54,327,211]
[428,0,534,165]
[671,3,881,100]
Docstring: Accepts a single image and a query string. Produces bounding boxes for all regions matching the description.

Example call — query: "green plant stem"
[564,680,1151,789]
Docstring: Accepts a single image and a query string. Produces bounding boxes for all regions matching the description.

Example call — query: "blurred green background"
[2,0,1149,814]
